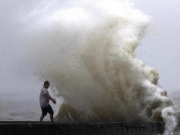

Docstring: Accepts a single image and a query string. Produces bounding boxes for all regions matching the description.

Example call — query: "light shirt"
[39,87,49,107]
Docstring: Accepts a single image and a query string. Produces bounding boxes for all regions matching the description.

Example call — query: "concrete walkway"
[0,121,164,135]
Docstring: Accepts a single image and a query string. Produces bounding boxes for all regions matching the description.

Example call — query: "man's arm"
[45,93,56,104]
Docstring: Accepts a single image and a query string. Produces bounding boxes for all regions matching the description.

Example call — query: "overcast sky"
[0,0,179,111]
[133,0,180,92]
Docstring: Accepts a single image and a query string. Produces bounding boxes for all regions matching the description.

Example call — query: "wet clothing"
[41,104,54,116]
[39,87,49,107]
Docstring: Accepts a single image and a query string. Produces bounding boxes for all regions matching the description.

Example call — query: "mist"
[0,2,179,135]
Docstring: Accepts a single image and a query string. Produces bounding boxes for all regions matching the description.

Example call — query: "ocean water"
[0,0,179,135]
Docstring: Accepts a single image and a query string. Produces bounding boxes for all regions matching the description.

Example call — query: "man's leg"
[47,105,54,124]
[40,106,48,122]
[39,115,45,123]
[50,114,54,123]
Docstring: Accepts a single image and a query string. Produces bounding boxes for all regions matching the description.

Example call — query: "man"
[39,81,56,123]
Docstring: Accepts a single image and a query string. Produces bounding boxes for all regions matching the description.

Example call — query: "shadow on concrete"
[0,121,164,135]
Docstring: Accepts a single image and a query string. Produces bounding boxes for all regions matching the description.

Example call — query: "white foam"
[26,0,179,134]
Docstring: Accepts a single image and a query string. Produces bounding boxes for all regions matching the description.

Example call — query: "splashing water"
[27,0,179,134]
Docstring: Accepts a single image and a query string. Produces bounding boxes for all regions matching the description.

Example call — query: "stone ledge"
[0,121,164,135]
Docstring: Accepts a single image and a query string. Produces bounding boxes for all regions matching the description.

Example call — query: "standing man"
[39,81,56,123]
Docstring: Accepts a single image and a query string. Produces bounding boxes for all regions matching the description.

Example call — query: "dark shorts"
[41,105,54,116]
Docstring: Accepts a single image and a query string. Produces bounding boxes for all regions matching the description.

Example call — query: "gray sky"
[133,0,180,92]
[0,0,179,120]
[0,1,179,91]
[1,0,178,87]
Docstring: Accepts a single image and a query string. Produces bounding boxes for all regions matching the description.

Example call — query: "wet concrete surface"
[0,121,164,135]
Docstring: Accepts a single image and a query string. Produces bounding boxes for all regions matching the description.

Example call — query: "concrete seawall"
[0,121,164,135]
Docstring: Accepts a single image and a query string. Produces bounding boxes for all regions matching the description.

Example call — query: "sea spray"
[26,0,179,134]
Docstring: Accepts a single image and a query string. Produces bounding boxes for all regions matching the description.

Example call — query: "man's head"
[44,81,50,88]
